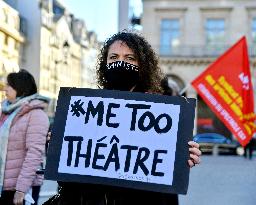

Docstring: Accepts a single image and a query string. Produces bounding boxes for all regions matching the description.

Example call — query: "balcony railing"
[157,45,256,57]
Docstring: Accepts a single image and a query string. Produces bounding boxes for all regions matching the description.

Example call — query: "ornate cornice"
[160,57,256,68]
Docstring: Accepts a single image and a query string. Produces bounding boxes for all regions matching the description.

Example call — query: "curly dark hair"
[96,31,163,93]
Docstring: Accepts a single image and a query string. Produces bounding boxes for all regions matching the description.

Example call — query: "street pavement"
[38,155,256,205]
[179,155,256,205]
[38,180,58,205]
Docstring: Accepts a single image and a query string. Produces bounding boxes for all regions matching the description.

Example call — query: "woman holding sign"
[97,31,200,168]
[44,31,201,205]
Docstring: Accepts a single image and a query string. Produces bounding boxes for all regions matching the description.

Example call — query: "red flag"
[192,37,255,146]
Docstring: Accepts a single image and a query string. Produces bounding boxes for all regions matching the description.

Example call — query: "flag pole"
[179,83,191,96]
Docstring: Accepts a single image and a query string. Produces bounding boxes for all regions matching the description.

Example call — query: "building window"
[4,35,8,45]
[252,18,256,43]
[3,10,8,23]
[19,16,27,35]
[15,41,19,50]
[205,18,225,45]
[13,16,19,30]
[160,19,180,55]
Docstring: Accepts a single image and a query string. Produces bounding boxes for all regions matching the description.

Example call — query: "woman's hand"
[13,191,25,205]
[188,141,202,168]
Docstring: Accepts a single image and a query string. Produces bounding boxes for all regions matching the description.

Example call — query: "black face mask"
[104,61,139,91]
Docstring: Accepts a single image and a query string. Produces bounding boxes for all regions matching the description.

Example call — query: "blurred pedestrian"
[0,69,49,205]
[244,137,255,159]
[43,31,201,205]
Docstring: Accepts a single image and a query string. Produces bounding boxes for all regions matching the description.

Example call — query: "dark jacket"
[43,182,178,205]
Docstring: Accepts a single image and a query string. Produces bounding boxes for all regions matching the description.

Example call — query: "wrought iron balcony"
[156,44,256,58]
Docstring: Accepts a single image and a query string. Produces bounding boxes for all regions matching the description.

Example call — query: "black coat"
[43,182,178,205]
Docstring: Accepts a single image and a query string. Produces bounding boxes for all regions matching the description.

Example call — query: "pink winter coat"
[2,99,49,193]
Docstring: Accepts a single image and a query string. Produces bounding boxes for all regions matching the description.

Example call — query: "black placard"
[45,87,196,194]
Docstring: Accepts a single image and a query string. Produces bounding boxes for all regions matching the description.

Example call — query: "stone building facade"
[0,0,25,101]
[4,0,100,115]
[142,0,256,135]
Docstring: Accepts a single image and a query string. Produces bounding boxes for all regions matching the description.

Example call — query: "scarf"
[0,94,49,195]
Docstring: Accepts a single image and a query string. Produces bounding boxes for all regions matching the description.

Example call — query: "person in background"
[244,136,255,160]
[0,69,49,205]
[161,75,179,96]
[43,31,201,205]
